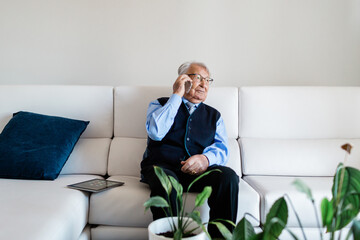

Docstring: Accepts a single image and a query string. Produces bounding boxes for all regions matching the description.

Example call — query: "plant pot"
[148,217,206,240]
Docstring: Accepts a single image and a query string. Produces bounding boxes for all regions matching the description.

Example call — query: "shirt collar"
[182,98,201,108]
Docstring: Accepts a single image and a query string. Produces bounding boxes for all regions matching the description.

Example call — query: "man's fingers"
[181,159,202,175]
[173,75,191,96]
[181,160,194,174]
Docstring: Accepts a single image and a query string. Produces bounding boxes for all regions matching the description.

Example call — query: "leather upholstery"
[2,85,359,240]
[0,86,112,240]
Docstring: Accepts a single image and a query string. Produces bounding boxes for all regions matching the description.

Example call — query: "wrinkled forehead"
[186,64,210,77]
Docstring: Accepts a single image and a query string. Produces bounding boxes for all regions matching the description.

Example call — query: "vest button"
[190,119,192,121]
[187,138,190,141]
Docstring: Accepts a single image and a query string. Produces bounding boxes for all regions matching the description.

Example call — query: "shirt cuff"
[203,152,217,166]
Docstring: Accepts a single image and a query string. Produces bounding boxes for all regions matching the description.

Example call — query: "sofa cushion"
[0,85,114,138]
[239,87,360,176]
[107,137,147,177]
[61,138,111,176]
[114,86,170,139]
[91,226,148,240]
[240,138,360,176]
[89,176,260,229]
[239,87,360,139]
[244,175,333,227]
[108,138,242,177]
[89,175,153,228]
[89,175,211,227]
[114,86,239,139]
[91,176,213,228]
[0,174,100,240]
[0,111,89,180]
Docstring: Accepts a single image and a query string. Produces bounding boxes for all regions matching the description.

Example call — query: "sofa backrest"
[0,85,114,175]
[109,86,241,177]
[239,87,360,176]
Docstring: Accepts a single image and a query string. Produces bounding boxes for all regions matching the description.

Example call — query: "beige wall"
[0,0,359,86]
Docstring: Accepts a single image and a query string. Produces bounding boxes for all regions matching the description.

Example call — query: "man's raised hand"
[173,74,192,97]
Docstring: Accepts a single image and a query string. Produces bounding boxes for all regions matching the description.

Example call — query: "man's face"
[183,64,210,103]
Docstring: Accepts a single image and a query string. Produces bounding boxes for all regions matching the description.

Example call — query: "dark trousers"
[141,165,239,238]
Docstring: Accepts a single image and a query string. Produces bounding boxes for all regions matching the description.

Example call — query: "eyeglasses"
[187,74,214,85]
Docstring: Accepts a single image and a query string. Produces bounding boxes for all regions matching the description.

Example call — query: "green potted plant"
[144,166,221,240]
[212,143,360,240]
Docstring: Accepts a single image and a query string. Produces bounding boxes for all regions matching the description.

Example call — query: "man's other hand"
[173,74,192,97]
[180,154,209,175]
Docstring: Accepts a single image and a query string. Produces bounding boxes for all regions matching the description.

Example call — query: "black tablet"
[67,179,124,193]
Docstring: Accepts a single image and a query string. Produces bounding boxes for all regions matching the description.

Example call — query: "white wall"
[0,0,359,87]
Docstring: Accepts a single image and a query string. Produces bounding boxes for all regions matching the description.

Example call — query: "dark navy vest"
[141,97,221,170]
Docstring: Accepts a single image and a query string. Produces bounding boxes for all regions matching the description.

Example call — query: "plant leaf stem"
[344,228,352,240]
[311,198,324,240]
[166,191,177,232]
[284,194,307,240]
[165,215,176,234]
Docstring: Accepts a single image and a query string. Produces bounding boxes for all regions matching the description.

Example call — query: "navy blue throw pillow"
[0,111,89,180]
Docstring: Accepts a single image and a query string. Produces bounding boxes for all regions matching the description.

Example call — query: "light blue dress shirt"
[146,94,229,166]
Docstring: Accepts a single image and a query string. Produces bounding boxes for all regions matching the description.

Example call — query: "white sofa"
[0,85,359,240]
[239,87,360,239]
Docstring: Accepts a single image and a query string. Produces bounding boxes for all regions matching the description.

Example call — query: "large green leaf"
[169,175,183,208]
[331,164,360,230]
[233,217,256,240]
[188,211,201,225]
[352,220,360,240]
[154,166,172,195]
[195,186,212,207]
[144,196,169,211]
[169,176,183,197]
[211,222,233,240]
[292,179,314,201]
[250,232,264,240]
[263,197,288,239]
[320,197,334,229]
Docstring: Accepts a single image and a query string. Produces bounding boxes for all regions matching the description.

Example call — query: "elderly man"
[141,62,239,237]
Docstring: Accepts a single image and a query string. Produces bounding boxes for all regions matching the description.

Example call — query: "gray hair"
[177,62,210,76]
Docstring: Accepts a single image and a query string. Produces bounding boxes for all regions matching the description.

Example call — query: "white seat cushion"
[89,176,211,227]
[89,176,153,228]
[279,227,350,240]
[0,175,101,240]
[244,175,333,227]
[91,226,148,240]
[89,176,260,229]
